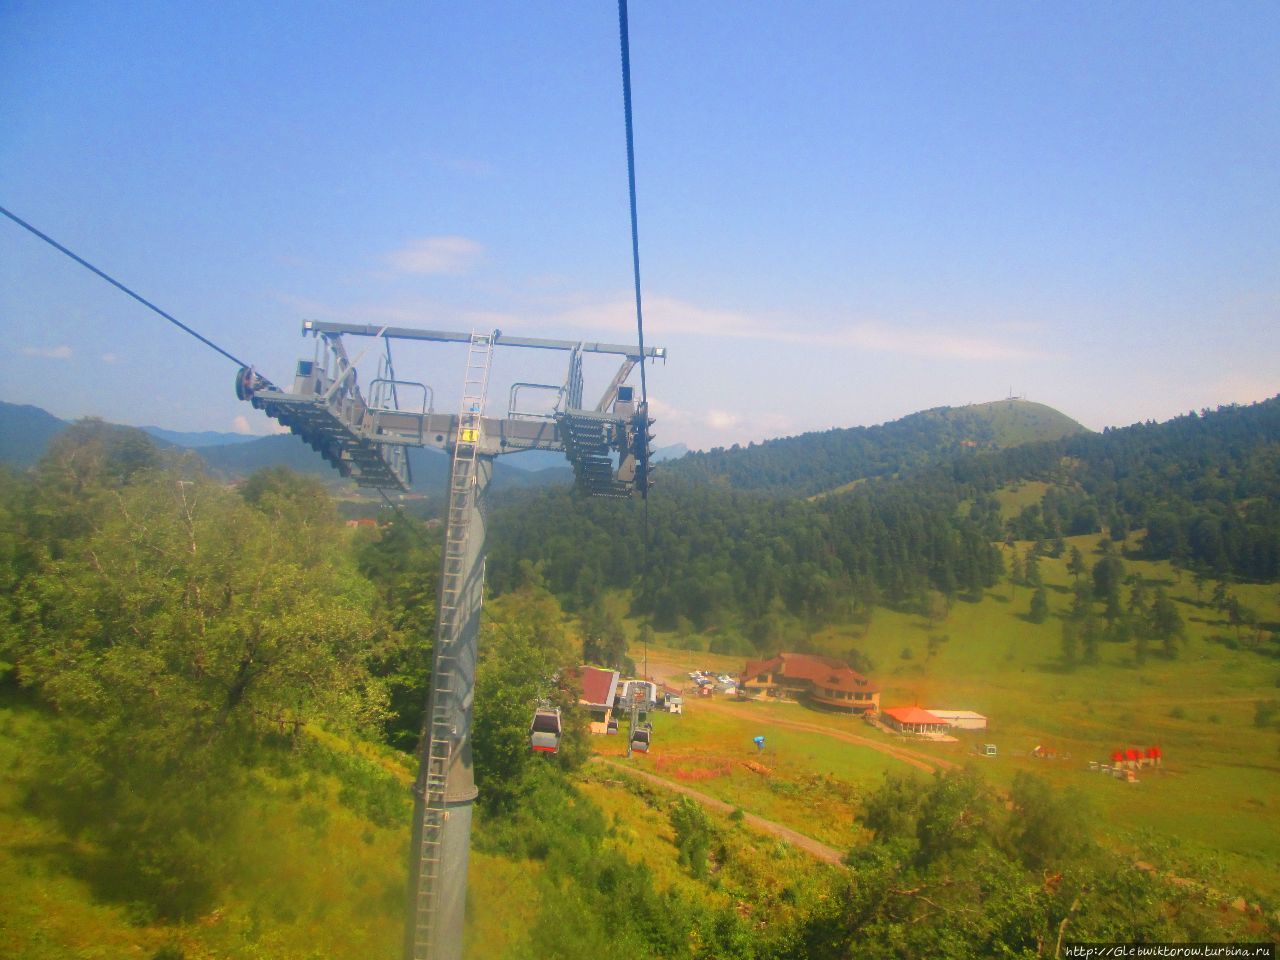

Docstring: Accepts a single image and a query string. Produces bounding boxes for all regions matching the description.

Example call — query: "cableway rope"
[617,0,652,683]
[617,0,648,407]
[0,204,255,372]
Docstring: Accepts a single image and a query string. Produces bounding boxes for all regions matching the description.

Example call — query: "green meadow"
[634,534,1280,902]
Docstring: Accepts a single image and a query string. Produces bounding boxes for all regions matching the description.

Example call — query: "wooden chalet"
[738,652,879,712]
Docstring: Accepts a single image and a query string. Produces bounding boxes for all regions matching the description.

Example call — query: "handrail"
[508,382,564,421]
[370,378,432,414]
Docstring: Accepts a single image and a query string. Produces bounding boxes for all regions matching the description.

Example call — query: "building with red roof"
[568,665,620,734]
[738,652,879,713]
[881,706,949,736]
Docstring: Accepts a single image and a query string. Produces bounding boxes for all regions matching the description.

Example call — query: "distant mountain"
[669,399,1088,497]
[0,402,257,466]
[194,434,348,479]
[142,426,258,448]
[0,402,67,468]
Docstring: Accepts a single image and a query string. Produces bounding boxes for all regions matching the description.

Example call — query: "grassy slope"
[815,400,1086,500]
[634,536,1280,901]
[964,398,1087,445]
[0,702,408,960]
[578,766,837,916]
[0,694,837,960]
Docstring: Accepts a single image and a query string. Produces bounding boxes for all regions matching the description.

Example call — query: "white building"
[925,709,988,731]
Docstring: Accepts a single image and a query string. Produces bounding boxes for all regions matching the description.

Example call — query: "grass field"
[595,704,901,849]
[576,765,838,929]
[0,698,424,960]
[628,534,1280,902]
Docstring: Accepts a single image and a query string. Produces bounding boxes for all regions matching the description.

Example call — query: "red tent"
[1111,750,1124,763]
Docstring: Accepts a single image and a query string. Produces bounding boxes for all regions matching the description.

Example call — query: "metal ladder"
[411,331,496,960]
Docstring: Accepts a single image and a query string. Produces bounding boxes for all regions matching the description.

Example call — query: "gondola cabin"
[529,707,562,754]
[630,723,652,754]
[606,717,619,735]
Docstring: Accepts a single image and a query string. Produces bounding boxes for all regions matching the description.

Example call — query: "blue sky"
[2,1,1277,450]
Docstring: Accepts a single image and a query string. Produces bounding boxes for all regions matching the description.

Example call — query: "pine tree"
[1149,588,1185,659]
[1061,620,1080,669]
[1029,586,1049,624]
[1068,547,1086,582]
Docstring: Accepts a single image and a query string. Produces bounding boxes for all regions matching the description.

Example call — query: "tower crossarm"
[236,321,665,497]
[301,319,665,362]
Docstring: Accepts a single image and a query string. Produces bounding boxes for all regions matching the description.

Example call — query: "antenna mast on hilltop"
[237,322,663,960]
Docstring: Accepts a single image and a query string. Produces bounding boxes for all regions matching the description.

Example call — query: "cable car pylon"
[236,321,663,960]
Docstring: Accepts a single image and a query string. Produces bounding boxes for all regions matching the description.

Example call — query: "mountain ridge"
[669,398,1089,497]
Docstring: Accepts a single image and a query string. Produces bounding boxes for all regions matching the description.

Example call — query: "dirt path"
[591,757,846,866]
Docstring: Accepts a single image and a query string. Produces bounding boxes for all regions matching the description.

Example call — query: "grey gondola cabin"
[630,723,651,754]
[529,707,562,754]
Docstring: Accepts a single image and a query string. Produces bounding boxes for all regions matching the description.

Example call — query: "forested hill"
[488,397,1280,641]
[0,402,68,468]
[954,396,1280,581]
[669,399,1087,497]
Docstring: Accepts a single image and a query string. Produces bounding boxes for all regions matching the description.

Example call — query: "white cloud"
[549,296,748,339]
[823,323,1039,361]
[21,345,72,359]
[547,295,1040,361]
[232,414,289,436]
[706,409,740,431]
[646,397,796,450]
[386,236,484,276]
[102,352,119,364]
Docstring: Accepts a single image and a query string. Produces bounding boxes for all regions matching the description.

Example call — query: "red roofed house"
[738,652,879,713]
[881,706,949,737]
[568,665,620,734]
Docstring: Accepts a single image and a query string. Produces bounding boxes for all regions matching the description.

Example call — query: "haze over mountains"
[5,395,1275,532]
[0,399,685,493]
[0,396,1075,485]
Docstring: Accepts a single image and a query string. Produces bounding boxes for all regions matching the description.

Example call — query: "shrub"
[670,797,715,878]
